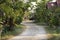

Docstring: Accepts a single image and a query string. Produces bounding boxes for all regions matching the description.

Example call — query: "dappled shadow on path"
[9,20,48,40]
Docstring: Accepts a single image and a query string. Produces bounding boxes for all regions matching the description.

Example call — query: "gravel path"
[9,21,48,40]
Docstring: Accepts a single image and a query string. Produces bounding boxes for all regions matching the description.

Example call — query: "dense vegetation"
[32,0,60,40]
[0,0,60,40]
[34,0,60,33]
[0,0,30,40]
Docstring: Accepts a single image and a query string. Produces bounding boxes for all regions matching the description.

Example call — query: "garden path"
[9,21,48,40]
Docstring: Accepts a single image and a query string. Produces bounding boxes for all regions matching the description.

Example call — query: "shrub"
[15,16,22,24]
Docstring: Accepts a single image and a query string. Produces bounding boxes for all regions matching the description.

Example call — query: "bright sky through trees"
[23,0,56,3]
[52,0,56,2]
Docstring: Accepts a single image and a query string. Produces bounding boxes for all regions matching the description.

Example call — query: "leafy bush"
[1,24,15,36]
[34,1,60,29]
[0,0,29,38]
[15,16,22,24]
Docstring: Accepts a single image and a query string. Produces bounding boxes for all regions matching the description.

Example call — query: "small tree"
[0,0,27,36]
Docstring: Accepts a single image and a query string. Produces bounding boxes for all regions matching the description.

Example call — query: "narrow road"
[9,21,48,40]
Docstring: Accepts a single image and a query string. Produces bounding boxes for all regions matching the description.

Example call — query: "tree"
[0,0,27,36]
[34,0,48,23]
[34,0,60,29]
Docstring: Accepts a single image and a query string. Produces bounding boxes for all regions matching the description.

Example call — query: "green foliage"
[34,0,60,31]
[15,16,22,25]
[0,0,5,4]
[0,0,29,37]
[34,1,47,23]
[48,35,60,40]
[1,24,24,40]
[29,0,37,2]
[28,0,60,40]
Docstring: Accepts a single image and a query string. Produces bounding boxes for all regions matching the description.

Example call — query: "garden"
[0,0,60,40]
[0,0,30,40]
[33,0,60,40]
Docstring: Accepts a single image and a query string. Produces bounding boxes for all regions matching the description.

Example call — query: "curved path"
[9,21,48,40]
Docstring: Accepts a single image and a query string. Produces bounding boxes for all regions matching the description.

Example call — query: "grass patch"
[47,34,60,40]
[46,27,60,34]
[45,26,60,40]
[0,24,26,40]
[34,22,60,40]
[35,22,60,40]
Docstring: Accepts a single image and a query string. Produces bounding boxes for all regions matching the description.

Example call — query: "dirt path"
[9,21,48,40]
